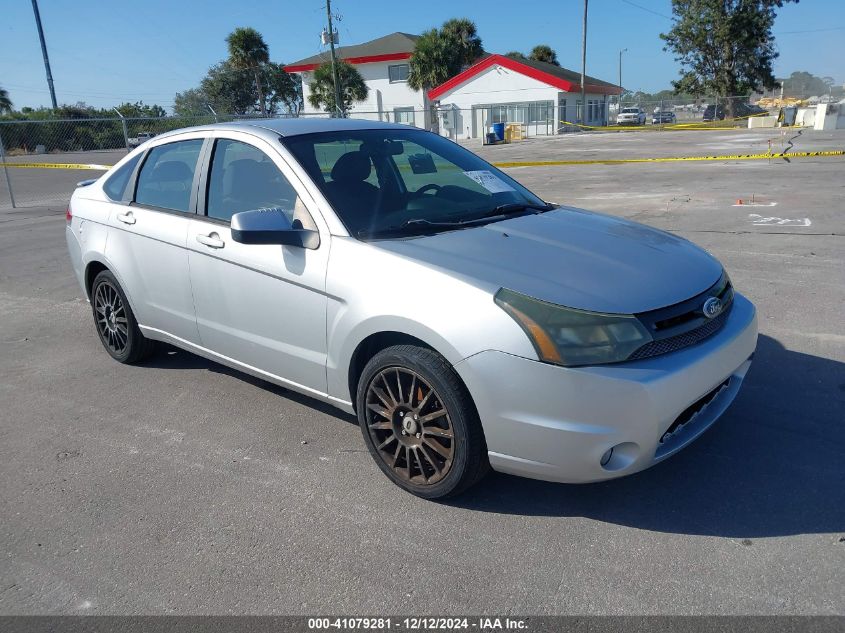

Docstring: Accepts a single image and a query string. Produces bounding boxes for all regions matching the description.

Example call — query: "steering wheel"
[412,183,442,197]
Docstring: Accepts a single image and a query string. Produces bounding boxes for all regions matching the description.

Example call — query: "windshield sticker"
[462,170,515,194]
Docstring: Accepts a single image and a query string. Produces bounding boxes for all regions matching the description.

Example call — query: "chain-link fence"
[0,97,783,209]
[0,113,268,208]
[608,95,778,125]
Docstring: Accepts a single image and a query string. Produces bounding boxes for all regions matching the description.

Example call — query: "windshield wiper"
[356,204,557,240]
[487,202,557,216]
[356,216,491,239]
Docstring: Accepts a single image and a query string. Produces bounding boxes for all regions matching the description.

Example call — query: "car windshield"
[621,108,639,113]
[282,128,550,239]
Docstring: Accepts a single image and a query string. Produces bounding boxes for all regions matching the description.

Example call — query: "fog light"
[600,448,614,466]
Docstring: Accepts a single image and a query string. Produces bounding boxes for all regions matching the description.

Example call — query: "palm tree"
[226,27,270,116]
[0,85,12,114]
[441,18,483,68]
[408,28,457,92]
[308,61,368,114]
[529,45,559,66]
[408,19,482,93]
[505,51,526,60]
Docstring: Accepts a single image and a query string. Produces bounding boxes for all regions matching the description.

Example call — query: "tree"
[660,0,798,115]
[174,60,302,117]
[115,101,166,118]
[441,18,483,68]
[0,86,12,114]
[529,45,559,66]
[307,61,368,114]
[779,71,833,97]
[173,88,211,116]
[408,29,458,92]
[226,27,271,116]
[408,18,483,92]
[263,62,303,115]
[505,51,526,60]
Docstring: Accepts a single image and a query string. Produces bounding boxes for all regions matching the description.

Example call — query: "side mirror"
[230,208,319,249]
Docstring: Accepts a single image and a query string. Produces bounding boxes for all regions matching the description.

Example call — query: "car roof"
[154,117,411,143]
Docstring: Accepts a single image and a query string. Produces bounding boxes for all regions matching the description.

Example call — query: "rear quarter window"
[103,154,142,201]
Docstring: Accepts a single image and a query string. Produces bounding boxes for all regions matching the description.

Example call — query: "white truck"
[127,132,155,148]
[617,107,646,125]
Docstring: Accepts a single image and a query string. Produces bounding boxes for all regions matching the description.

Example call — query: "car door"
[105,135,205,344]
[186,132,330,395]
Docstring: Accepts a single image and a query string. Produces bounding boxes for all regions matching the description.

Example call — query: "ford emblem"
[702,297,723,319]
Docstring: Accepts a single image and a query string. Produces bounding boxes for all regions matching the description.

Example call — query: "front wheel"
[356,345,489,499]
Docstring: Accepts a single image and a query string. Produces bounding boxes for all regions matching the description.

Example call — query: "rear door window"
[134,139,204,212]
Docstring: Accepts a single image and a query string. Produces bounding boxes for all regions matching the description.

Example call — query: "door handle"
[116,211,136,225]
[196,232,225,249]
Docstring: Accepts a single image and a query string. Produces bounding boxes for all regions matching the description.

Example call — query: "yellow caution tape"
[493,150,845,168]
[1,162,111,170]
[3,149,842,173]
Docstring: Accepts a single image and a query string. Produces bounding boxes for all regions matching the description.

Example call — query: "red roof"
[286,52,411,73]
[428,54,622,100]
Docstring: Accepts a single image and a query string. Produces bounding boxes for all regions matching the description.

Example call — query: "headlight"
[494,288,653,367]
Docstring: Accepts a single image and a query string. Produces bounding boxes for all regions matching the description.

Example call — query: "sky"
[2,0,844,111]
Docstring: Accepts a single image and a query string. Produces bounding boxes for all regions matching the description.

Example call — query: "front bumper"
[454,293,758,483]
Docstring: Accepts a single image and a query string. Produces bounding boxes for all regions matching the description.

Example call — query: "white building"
[285,32,432,130]
[285,34,621,140]
[428,54,622,140]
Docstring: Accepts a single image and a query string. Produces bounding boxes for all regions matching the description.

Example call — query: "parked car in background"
[617,107,646,125]
[652,111,677,124]
[66,118,757,499]
[703,103,768,122]
[702,105,725,122]
[128,131,155,148]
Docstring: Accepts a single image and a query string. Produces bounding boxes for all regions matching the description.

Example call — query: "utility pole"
[618,48,627,120]
[325,0,344,118]
[31,0,57,109]
[580,0,588,125]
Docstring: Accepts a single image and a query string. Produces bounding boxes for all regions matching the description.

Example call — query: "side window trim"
[121,150,147,204]
[129,137,208,216]
[192,137,214,216]
[196,138,218,224]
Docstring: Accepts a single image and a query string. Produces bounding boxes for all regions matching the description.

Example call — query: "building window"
[486,101,554,125]
[394,107,415,125]
[389,64,409,83]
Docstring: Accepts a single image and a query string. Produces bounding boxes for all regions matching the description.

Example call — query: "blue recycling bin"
[492,122,505,141]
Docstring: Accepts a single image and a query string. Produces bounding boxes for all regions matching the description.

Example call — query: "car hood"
[372,207,723,314]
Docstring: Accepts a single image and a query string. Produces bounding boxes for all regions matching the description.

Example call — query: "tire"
[356,345,489,499]
[90,270,155,364]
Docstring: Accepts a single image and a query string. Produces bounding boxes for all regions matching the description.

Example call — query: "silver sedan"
[66,118,757,498]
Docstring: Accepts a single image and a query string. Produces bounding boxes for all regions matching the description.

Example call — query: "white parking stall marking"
[748,214,811,227]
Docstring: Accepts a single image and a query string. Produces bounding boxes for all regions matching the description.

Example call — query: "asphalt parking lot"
[1,128,843,615]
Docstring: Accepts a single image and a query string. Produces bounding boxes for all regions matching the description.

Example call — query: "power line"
[620,0,672,20]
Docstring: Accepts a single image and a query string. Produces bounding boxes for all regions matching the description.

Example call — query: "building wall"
[431,64,609,140]
[299,61,431,129]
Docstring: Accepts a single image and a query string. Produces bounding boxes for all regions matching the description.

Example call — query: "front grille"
[628,307,730,360]
[626,273,734,361]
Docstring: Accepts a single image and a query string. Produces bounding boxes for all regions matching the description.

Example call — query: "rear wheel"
[91,270,155,363]
[356,345,488,499]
